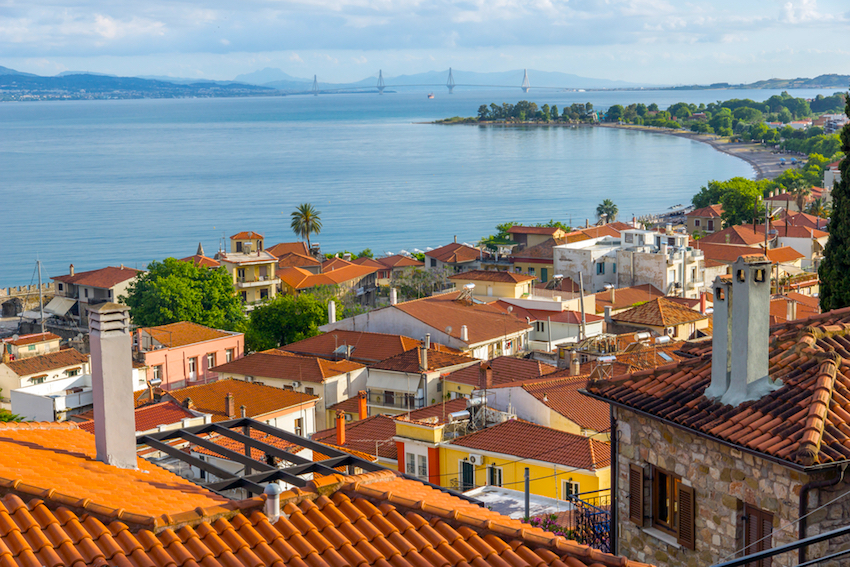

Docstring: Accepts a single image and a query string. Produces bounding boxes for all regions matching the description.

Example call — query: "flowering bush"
[525,514,574,540]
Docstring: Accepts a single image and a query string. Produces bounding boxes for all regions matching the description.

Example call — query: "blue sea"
[0,87,837,287]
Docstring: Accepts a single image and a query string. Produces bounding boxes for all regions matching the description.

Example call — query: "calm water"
[0,87,836,287]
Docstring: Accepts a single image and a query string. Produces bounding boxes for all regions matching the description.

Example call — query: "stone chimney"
[225,392,235,418]
[705,256,780,406]
[570,351,581,376]
[390,288,398,306]
[328,300,336,324]
[358,390,368,420]
[335,410,346,445]
[88,303,137,469]
[69,263,75,277]
[460,325,468,342]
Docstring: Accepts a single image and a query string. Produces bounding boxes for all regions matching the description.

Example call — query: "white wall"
[487,387,552,428]
[262,404,317,438]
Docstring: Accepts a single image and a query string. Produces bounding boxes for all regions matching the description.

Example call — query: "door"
[460,460,475,491]
[541,268,549,282]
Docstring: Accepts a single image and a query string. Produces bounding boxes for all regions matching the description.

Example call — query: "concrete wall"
[142,332,244,390]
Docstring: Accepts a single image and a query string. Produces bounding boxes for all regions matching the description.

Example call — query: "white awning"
[44,296,75,316]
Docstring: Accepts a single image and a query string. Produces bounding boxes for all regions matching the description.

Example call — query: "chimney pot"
[69,264,75,277]
[454,235,458,243]
[264,483,283,523]
[786,299,797,321]
[240,404,247,418]
[460,325,468,342]
[699,292,707,314]
[225,392,236,418]
[604,305,613,324]
[570,352,581,376]
[390,288,398,306]
[358,390,368,420]
[420,345,428,372]
[328,300,336,324]
[425,333,431,349]
[183,397,193,409]
[479,362,493,390]
[335,410,346,446]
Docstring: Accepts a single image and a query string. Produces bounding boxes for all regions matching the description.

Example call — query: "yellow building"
[448,270,535,299]
[218,231,280,306]
[394,413,609,502]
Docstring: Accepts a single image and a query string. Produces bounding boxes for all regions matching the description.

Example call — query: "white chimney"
[570,351,581,376]
[705,256,779,406]
[88,302,137,469]
[604,305,613,324]
[328,300,336,324]
[460,325,468,342]
[425,333,431,349]
[390,288,398,305]
[786,300,797,322]
[264,483,282,523]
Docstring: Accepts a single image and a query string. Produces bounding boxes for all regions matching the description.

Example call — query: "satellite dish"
[445,326,452,335]
[12,335,19,341]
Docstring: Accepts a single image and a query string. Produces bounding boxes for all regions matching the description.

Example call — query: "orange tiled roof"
[533,276,582,293]
[76,401,197,434]
[352,256,386,269]
[696,242,804,265]
[687,204,723,218]
[698,224,777,246]
[394,292,532,345]
[142,321,236,348]
[370,347,475,373]
[0,421,230,525]
[322,257,355,271]
[375,254,424,269]
[449,269,536,284]
[280,264,378,290]
[313,415,399,459]
[230,231,263,240]
[53,266,142,288]
[444,356,559,387]
[277,251,323,268]
[266,241,310,257]
[611,297,708,328]
[448,419,610,470]
[0,470,652,567]
[425,242,480,264]
[521,374,611,432]
[178,254,221,268]
[586,306,850,467]
[775,210,829,231]
[508,225,564,235]
[2,332,60,346]
[576,225,624,239]
[774,224,829,239]
[593,284,664,313]
[212,349,364,383]
[5,348,88,377]
[769,295,819,324]
[166,378,317,422]
[511,237,563,260]
[281,330,460,364]
[493,301,605,325]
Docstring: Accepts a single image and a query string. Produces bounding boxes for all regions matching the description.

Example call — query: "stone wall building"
[586,255,850,567]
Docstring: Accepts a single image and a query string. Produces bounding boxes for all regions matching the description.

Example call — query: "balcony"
[367,391,422,410]
[235,276,280,289]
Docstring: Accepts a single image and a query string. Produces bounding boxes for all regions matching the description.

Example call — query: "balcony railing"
[563,489,611,553]
[367,392,422,410]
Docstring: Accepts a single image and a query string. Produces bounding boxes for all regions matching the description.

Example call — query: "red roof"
[165,379,316,422]
[53,266,142,289]
[521,374,611,432]
[698,224,776,247]
[449,419,610,470]
[141,321,235,348]
[76,401,196,434]
[229,231,263,240]
[449,270,536,284]
[211,349,364,383]
[396,397,469,425]
[280,264,377,290]
[370,348,475,373]
[587,306,850,467]
[312,414,399,459]
[352,256,387,269]
[281,330,460,364]
[276,252,322,268]
[444,356,559,387]
[375,254,424,269]
[425,242,480,264]
[266,241,310,257]
[593,284,664,313]
[2,332,60,346]
[687,204,723,218]
[5,348,88,377]
[493,301,604,325]
[697,243,804,265]
[178,254,220,268]
[611,297,708,328]
[508,225,565,235]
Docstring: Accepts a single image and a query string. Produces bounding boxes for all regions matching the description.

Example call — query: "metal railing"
[367,391,421,410]
[563,489,611,553]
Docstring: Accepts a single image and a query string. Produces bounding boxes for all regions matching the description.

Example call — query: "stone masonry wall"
[615,407,806,567]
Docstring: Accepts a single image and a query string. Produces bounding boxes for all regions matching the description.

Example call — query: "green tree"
[819,96,850,311]
[122,258,245,330]
[357,248,374,259]
[245,293,327,351]
[720,179,765,226]
[477,105,490,121]
[606,105,624,122]
[648,103,659,112]
[596,199,618,222]
[290,203,322,249]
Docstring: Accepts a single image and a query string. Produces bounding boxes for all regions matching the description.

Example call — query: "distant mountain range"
[672,74,849,90]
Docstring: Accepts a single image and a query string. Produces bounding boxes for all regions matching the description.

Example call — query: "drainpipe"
[610,406,618,555]
[799,464,847,563]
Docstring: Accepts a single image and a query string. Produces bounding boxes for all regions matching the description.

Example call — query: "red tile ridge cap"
[794,352,840,466]
[0,421,79,431]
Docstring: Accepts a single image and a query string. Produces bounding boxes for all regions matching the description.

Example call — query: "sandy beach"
[594,123,787,181]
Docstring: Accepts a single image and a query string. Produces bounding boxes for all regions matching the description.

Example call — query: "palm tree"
[807,197,831,219]
[290,203,322,249]
[596,199,618,223]
[787,180,812,213]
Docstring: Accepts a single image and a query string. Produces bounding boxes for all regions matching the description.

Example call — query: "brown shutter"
[629,464,643,525]
[677,484,696,550]
[761,511,774,567]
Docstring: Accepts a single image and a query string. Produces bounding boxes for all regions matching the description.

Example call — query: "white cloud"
[289,52,304,62]
[783,0,832,24]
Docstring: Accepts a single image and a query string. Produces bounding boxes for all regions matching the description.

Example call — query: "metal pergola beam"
[177,430,278,473]
[711,522,850,567]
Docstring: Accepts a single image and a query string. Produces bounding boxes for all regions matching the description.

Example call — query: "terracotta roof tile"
[179,254,221,268]
[280,264,378,290]
[277,252,322,268]
[0,471,652,567]
[53,266,142,289]
[686,205,723,218]
[212,350,363,383]
[425,243,480,264]
[374,255,424,269]
[142,321,237,348]
[698,224,777,247]
[508,226,564,236]
[521,375,611,432]
[76,401,197,434]
[230,231,263,240]
[511,238,564,261]
[166,379,317,422]
[5,349,88,377]
[266,242,310,258]
[444,356,558,388]
[1,332,61,347]
[593,284,664,313]
[448,420,610,470]
[449,270,536,284]
[696,243,804,265]
[586,306,850,467]
[492,301,604,325]
[281,330,460,364]
[370,348,475,374]
[313,416,399,459]
[611,297,708,328]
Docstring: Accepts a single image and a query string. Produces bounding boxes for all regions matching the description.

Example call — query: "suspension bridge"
[300,68,569,96]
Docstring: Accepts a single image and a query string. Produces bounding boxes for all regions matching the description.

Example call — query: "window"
[743,504,773,567]
[536,321,545,333]
[417,455,427,479]
[562,479,580,498]
[596,262,605,275]
[691,267,697,281]
[384,390,395,406]
[459,460,475,491]
[28,345,35,351]
[707,220,715,231]
[406,453,416,475]
[226,348,234,363]
[305,387,314,395]
[240,291,248,302]
[541,268,548,282]
[206,353,215,369]
[84,288,89,298]
[294,418,303,436]
[188,357,197,380]
[612,263,617,274]
[236,241,243,252]
[624,233,634,243]
[260,288,269,299]
[58,283,63,292]
[237,268,246,281]
[694,219,701,227]
[31,376,45,385]
[515,267,521,273]
[108,290,112,299]
[430,258,437,268]
[152,365,162,381]
[488,465,503,487]
[528,267,535,276]
[629,464,695,549]
[65,368,80,377]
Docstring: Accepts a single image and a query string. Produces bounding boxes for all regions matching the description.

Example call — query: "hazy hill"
[673,74,850,90]
[0,65,36,77]
[234,67,311,85]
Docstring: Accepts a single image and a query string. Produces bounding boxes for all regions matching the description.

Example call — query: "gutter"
[798,463,847,564]
[610,405,618,555]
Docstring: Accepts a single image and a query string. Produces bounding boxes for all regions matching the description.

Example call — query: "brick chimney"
[88,302,136,469]
[479,361,493,390]
[335,410,346,445]
[225,392,235,418]
[358,390,368,420]
[705,255,780,406]
[183,397,194,409]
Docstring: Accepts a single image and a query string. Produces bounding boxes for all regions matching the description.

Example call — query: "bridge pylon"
[312,75,319,96]
[521,69,530,93]
[377,70,385,95]
[446,67,455,94]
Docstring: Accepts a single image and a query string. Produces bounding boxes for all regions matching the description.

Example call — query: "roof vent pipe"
[460,325,468,342]
[335,410,346,446]
[425,333,431,349]
[264,483,282,523]
[390,288,398,306]
[420,344,428,372]
[328,300,336,324]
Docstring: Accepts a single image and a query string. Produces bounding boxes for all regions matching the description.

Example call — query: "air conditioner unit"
[291,381,301,388]
[468,454,484,466]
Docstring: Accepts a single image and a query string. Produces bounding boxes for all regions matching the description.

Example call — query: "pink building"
[135,321,244,390]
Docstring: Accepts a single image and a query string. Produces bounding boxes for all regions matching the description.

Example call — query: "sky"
[1,0,848,85]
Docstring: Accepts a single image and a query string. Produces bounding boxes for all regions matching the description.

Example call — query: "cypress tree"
[818,94,850,311]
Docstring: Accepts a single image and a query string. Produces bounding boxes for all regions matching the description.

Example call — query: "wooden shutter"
[761,510,773,567]
[743,503,773,567]
[677,484,696,550]
[629,464,643,525]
